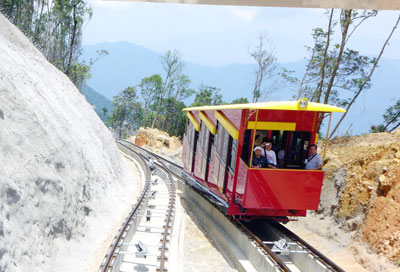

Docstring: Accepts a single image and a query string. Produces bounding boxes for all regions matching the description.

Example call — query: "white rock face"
[0,14,137,272]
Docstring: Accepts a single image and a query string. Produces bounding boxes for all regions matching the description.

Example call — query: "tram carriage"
[182,98,345,220]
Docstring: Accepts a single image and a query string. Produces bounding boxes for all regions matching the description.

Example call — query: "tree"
[330,14,400,137]
[297,10,378,106]
[248,33,276,103]
[159,98,187,136]
[162,74,194,132]
[381,98,400,132]
[370,124,385,133]
[138,74,163,127]
[192,85,223,107]
[109,87,142,138]
[0,0,93,88]
[102,107,108,118]
[231,97,249,104]
[152,49,184,128]
[284,10,400,137]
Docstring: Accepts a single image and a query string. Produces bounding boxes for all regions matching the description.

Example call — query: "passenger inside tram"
[260,141,277,167]
[252,146,275,169]
[243,129,311,169]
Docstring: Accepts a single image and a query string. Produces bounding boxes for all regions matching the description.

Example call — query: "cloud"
[228,7,258,22]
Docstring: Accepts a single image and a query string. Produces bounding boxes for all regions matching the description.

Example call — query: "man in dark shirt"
[252,146,276,169]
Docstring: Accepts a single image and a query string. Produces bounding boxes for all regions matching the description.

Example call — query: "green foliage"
[231,97,249,104]
[192,85,223,107]
[0,0,93,88]
[69,62,91,90]
[80,84,113,122]
[291,10,378,107]
[107,49,248,138]
[382,98,400,132]
[248,33,276,102]
[109,87,143,138]
[370,124,385,133]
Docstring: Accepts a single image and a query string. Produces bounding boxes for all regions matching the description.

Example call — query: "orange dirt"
[320,129,400,266]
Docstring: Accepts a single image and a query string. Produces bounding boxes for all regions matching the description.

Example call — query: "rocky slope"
[290,129,400,270]
[0,14,137,271]
[325,130,400,264]
[129,127,182,165]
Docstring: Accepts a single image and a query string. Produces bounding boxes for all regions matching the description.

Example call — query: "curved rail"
[100,144,152,272]
[119,139,183,169]
[116,140,176,272]
[155,160,176,272]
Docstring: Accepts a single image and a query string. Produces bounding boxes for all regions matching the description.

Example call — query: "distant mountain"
[82,41,400,135]
[81,84,113,122]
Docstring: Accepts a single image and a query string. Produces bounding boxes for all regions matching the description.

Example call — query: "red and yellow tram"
[182,98,345,220]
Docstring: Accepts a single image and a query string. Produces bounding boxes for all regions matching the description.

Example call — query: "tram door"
[197,122,213,181]
[191,130,199,173]
[283,131,310,169]
[213,122,233,193]
[205,132,214,181]
[186,121,199,173]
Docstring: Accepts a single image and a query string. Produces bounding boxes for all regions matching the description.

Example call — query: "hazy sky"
[83,1,400,67]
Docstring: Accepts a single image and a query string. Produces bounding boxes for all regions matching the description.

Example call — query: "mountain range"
[81,41,400,135]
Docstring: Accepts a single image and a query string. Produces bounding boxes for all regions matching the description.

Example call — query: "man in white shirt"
[261,141,277,167]
[305,144,322,170]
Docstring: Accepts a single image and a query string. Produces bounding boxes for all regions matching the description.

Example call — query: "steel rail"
[117,140,176,272]
[119,139,183,170]
[100,144,152,272]
[235,220,290,272]
[273,223,345,272]
[155,160,176,272]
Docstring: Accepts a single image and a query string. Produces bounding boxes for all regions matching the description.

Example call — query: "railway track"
[99,142,176,272]
[105,140,344,272]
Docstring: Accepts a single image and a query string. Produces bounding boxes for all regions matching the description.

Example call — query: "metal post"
[249,109,259,168]
[322,113,332,168]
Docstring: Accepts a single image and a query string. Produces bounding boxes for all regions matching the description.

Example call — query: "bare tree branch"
[316,8,334,103]
[323,9,352,105]
[330,14,400,138]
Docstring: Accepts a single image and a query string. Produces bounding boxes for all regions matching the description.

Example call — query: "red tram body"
[181,98,345,220]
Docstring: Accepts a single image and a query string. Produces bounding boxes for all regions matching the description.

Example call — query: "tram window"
[186,121,193,146]
[229,139,238,172]
[216,122,224,156]
[286,131,310,169]
[185,118,189,136]
[200,122,209,153]
[241,130,252,163]
[221,129,230,164]
[241,129,311,169]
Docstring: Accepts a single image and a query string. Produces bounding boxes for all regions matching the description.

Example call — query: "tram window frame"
[221,128,230,164]
[186,121,193,146]
[241,129,311,169]
[228,138,238,174]
[185,118,189,137]
[241,130,252,164]
[215,122,225,160]
[286,131,311,169]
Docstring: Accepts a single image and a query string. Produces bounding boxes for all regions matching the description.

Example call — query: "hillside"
[289,129,400,271]
[82,41,400,135]
[81,84,113,122]
[0,14,138,271]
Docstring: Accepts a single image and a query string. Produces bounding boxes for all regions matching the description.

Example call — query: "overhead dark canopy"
[106,0,400,10]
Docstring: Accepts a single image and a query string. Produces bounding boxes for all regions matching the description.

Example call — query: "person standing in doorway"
[305,144,322,170]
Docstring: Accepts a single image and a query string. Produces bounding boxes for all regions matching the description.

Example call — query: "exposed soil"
[288,129,400,270]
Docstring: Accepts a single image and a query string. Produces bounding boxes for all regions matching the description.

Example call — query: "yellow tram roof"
[183,99,346,113]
